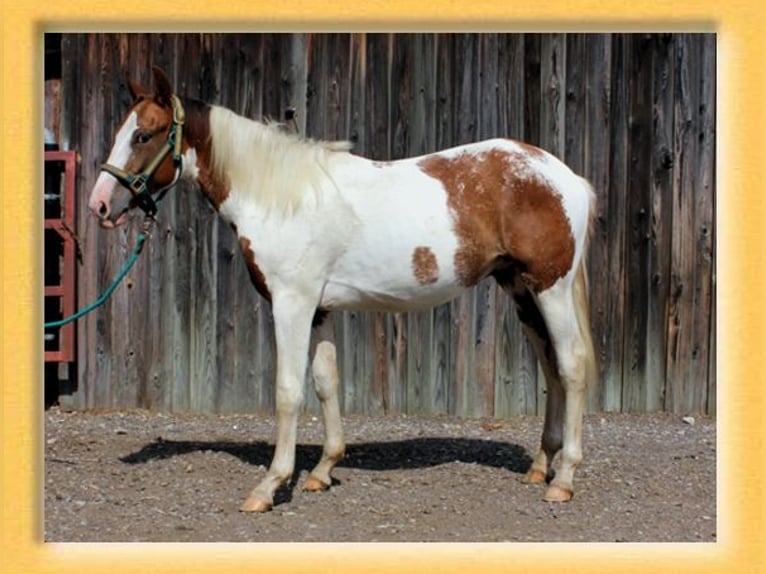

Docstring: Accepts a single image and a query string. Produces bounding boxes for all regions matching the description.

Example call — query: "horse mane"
[208,105,353,213]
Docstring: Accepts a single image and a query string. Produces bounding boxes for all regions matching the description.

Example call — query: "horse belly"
[319,205,464,312]
[320,273,465,312]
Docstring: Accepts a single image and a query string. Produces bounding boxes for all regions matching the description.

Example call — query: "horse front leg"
[240,292,315,513]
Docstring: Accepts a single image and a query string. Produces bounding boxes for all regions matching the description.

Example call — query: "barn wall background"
[54,33,716,417]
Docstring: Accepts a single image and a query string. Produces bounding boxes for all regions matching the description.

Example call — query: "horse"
[88,66,597,512]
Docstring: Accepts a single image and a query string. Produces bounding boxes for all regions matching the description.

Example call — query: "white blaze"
[88,111,138,212]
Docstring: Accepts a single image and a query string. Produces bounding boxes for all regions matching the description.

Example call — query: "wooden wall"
[57,33,716,416]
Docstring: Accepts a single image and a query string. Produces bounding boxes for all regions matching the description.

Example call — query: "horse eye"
[134,131,152,145]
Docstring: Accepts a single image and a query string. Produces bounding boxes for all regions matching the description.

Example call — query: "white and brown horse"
[89,66,597,512]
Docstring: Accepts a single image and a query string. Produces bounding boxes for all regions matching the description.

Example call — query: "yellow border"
[2,1,764,572]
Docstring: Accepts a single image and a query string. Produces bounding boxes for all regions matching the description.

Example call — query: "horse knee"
[312,341,339,401]
[276,376,304,412]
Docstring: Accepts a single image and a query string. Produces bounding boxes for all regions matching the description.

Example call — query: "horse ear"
[151,65,174,108]
[127,78,148,102]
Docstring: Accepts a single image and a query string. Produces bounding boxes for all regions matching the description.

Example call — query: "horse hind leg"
[508,284,566,488]
[302,314,345,492]
[534,275,595,502]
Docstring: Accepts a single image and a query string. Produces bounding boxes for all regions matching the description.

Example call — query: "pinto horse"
[89,66,597,512]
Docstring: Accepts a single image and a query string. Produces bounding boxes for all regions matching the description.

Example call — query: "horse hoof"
[302,475,330,492]
[239,494,273,513]
[520,469,547,485]
[543,484,573,502]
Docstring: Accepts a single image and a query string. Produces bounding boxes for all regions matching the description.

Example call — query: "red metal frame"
[44,150,77,363]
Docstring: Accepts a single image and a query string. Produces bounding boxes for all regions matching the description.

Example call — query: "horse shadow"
[120,435,534,506]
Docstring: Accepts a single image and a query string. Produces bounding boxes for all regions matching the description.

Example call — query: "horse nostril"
[98,201,109,218]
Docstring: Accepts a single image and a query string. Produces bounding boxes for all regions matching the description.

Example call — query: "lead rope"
[43,215,156,329]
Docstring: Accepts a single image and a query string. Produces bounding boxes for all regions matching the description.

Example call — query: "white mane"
[208,105,353,213]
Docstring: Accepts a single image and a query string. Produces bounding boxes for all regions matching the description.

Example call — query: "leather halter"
[100,94,186,217]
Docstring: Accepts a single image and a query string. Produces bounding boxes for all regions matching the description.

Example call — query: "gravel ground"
[44,408,716,542]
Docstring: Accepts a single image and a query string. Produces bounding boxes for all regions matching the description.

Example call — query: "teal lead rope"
[43,217,155,329]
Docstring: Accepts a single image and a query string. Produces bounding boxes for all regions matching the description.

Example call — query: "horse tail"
[573,178,598,388]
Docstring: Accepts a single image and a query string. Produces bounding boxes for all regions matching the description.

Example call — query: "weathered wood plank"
[601,34,629,412]
[536,33,566,416]
[666,34,702,414]
[622,34,653,413]
[690,34,716,414]
[451,33,479,416]
[582,34,611,413]
[644,34,675,413]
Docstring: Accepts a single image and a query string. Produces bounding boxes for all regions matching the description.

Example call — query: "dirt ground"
[44,407,716,542]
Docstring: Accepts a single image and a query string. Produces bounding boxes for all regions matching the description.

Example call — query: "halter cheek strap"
[100,94,186,217]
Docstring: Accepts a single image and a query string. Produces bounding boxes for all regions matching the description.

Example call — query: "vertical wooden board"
[451,34,479,417]
[365,33,392,414]
[434,34,454,150]
[149,35,185,412]
[365,33,392,160]
[539,34,566,158]
[187,33,216,413]
[523,34,542,147]
[254,34,279,414]
[473,34,500,417]
[281,33,309,135]
[306,35,353,410]
[431,34,454,415]
[98,34,129,409]
[188,198,218,412]
[369,312,389,414]
[347,34,376,415]
[239,33,264,120]
[621,34,654,413]
[564,34,586,174]
[260,33,282,121]
[689,34,716,413]
[406,34,438,413]
[563,34,596,413]
[390,35,414,410]
[389,313,408,413]
[582,34,612,413]
[253,293,276,414]
[494,34,537,417]
[644,34,675,413]
[536,33,566,415]
[666,34,701,414]
[389,34,411,160]
[111,34,144,410]
[408,34,437,152]
[64,34,94,410]
[601,34,629,412]
[348,33,367,151]
[236,34,274,415]
[704,40,717,417]
[498,34,525,140]
[212,35,242,413]
[406,310,426,413]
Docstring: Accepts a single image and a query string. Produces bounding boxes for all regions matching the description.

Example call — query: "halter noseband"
[100,94,186,217]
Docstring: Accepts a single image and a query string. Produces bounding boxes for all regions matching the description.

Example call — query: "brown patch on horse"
[412,246,439,285]
[239,237,271,302]
[181,99,231,209]
[418,148,574,292]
